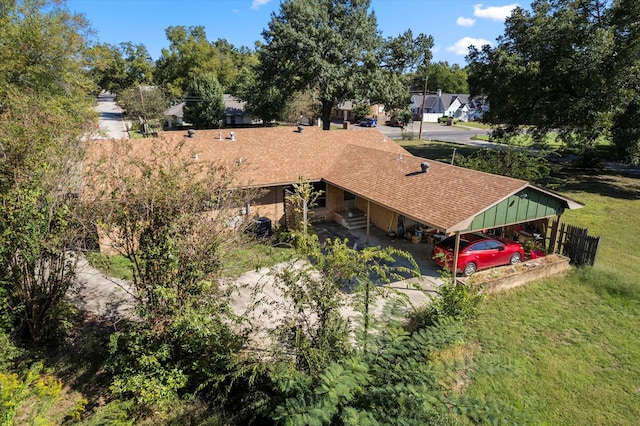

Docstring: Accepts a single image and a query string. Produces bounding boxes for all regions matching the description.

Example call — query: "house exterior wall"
[330,104,389,123]
[464,189,565,233]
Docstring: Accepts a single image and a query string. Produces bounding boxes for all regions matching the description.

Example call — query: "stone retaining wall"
[458,254,571,292]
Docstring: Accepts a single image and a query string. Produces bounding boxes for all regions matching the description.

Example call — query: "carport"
[323,146,583,276]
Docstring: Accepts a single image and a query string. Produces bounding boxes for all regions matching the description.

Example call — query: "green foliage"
[352,103,371,122]
[116,85,169,124]
[271,318,468,425]
[454,145,551,182]
[467,0,640,164]
[390,108,412,126]
[154,26,254,99]
[406,281,484,332]
[284,177,323,234]
[0,0,95,343]
[183,72,225,128]
[86,142,258,412]
[256,0,432,129]
[0,362,88,425]
[87,42,155,94]
[409,61,469,94]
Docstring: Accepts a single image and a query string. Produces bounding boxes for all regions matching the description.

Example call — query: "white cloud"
[447,37,492,55]
[251,0,272,10]
[473,3,519,21]
[457,16,476,27]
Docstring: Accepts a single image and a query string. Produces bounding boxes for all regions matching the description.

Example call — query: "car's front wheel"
[510,252,522,265]
[463,262,477,277]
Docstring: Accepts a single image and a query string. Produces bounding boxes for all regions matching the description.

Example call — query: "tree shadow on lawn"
[548,169,640,200]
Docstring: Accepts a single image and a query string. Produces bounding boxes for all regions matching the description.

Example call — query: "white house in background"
[410,91,485,123]
[165,102,186,128]
[164,95,260,128]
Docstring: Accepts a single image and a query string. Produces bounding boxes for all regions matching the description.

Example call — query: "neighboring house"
[86,126,582,254]
[330,101,389,123]
[223,94,260,125]
[165,102,185,128]
[410,91,485,122]
[164,95,259,128]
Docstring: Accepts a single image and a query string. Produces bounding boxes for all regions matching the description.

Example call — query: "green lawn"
[86,240,296,281]
[464,173,640,425]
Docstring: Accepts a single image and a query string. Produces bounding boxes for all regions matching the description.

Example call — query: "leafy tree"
[0,0,96,342]
[390,108,412,127]
[183,72,226,128]
[352,103,371,122]
[116,84,169,132]
[87,42,155,94]
[271,318,473,425]
[154,26,255,99]
[465,0,640,161]
[454,145,551,182]
[85,141,260,411]
[609,0,640,164]
[256,0,432,129]
[409,61,469,94]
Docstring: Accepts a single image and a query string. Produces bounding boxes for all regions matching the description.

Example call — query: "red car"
[431,234,524,276]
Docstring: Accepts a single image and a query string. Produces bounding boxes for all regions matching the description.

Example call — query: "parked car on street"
[431,233,524,276]
[384,119,404,127]
[359,118,377,127]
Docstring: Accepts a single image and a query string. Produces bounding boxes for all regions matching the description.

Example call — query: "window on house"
[312,181,326,208]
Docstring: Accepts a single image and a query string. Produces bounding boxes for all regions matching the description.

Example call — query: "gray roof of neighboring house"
[223,94,247,116]
[166,102,185,118]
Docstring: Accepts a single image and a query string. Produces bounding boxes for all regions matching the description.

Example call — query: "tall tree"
[87,42,154,94]
[116,85,169,132]
[466,0,620,157]
[409,61,469,94]
[256,0,432,129]
[154,26,254,99]
[183,72,225,128]
[609,0,640,164]
[85,140,259,410]
[0,0,96,342]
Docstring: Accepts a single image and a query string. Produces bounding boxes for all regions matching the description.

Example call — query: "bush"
[406,279,484,332]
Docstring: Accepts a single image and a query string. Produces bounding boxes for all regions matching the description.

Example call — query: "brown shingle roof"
[85,126,578,233]
[85,126,407,188]
[323,145,527,232]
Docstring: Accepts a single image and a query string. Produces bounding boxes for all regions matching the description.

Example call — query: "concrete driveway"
[93,92,128,140]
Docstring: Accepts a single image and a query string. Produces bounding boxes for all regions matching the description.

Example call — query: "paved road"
[93,92,128,140]
[350,121,500,149]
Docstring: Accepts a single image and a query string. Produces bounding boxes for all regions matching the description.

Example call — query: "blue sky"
[66,0,521,66]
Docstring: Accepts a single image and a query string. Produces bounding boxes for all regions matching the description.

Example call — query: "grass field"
[396,139,640,423]
[463,173,640,424]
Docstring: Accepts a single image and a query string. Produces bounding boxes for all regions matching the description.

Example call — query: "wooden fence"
[553,223,601,266]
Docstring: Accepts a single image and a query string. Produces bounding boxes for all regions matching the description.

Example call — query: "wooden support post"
[366,200,370,245]
[549,215,561,253]
[452,231,461,285]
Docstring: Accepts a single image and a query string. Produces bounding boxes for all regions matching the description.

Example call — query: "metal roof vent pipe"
[230,131,235,141]
[298,125,304,133]
[187,129,195,138]
[421,161,430,173]
[217,132,222,140]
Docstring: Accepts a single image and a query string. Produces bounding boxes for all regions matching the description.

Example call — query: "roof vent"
[298,125,304,133]
[421,161,430,173]
[230,131,235,141]
[397,153,403,160]
[217,132,222,140]
[187,129,195,138]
